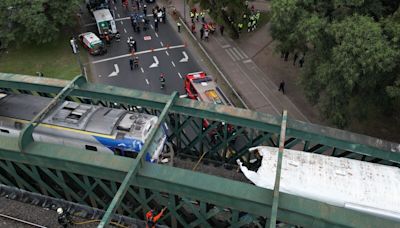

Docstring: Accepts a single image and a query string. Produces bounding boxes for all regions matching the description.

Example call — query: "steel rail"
[0,213,47,228]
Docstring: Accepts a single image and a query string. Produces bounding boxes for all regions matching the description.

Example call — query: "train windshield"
[146,127,166,162]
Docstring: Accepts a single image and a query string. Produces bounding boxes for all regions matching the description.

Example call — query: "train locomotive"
[0,92,167,162]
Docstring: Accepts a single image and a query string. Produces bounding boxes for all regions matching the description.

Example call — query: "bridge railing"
[0,73,399,167]
[0,135,397,227]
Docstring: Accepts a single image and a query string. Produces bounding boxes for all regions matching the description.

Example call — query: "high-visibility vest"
[256,12,260,20]
[190,12,194,18]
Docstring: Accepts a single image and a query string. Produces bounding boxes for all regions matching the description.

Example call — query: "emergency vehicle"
[93,9,117,37]
[184,72,235,133]
[78,32,107,55]
[184,72,231,105]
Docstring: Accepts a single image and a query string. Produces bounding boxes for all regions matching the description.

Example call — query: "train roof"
[238,146,400,219]
[0,93,49,120]
[0,93,159,138]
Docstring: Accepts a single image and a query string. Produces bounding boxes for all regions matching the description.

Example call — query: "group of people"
[188,7,225,40]
[281,51,306,68]
[152,6,167,32]
[237,8,261,33]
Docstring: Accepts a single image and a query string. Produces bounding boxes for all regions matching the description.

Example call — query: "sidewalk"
[164,0,321,124]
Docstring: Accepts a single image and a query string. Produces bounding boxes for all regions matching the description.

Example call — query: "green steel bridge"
[0,73,399,228]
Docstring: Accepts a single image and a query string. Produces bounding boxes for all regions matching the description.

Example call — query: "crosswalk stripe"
[227,48,240,61]
[239,49,248,58]
[225,49,235,61]
[232,47,244,60]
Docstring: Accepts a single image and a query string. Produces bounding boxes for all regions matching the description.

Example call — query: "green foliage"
[271,0,400,127]
[0,0,80,46]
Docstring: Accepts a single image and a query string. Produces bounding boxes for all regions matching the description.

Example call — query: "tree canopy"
[0,0,80,46]
[270,0,400,127]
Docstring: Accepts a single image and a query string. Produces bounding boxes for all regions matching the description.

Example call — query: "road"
[81,1,201,95]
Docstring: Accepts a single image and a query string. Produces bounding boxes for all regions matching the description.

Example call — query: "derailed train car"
[237,146,400,221]
[0,92,167,162]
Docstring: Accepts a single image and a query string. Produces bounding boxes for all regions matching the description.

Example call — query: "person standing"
[162,7,166,24]
[284,52,289,61]
[191,23,196,34]
[219,24,224,36]
[143,4,147,15]
[154,18,158,32]
[293,53,298,66]
[200,27,204,40]
[129,58,134,70]
[177,22,181,33]
[204,29,209,41]
[299,56,305,67]
[278,80,285,94]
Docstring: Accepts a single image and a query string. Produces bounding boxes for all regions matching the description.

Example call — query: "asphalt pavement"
[80,0,319,123]
[81,0,202,95]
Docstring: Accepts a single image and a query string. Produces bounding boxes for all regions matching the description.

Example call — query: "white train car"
[237,146,400,221]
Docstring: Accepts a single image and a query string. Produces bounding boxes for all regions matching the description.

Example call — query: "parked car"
[78,32,107,55]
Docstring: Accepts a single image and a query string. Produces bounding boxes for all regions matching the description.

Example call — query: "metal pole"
[183,0,186,23]
[268,110,287,228]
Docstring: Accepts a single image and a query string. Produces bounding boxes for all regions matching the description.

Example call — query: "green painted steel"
[269,110,287,228]
[0,74,400,227]
[99,92,178,227]
[0,73,398,165]
[0,136,398,227]
[17,75,86,151]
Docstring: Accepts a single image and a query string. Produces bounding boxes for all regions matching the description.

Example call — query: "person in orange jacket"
[145,207,166,228]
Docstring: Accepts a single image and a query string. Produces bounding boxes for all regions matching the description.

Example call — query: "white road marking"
[178,72,182,79]
[120,21,123,25]
[227,48,240,61]
[92,44,186,64]
[171,61,176,67]
[160,41,164,46]
[165,51,169,56]
[155,33,158,38]
[222,44,231,48]
[232,47,244,59]
[98,75,102,78]
[225,49,235,61]
[150,24,154,29]
[179,51,189,62]
[145,79,149,85]
[243,59,252,63]
[124,28,127,33]
[149,56,159,68]
[108,64,119,77]
[117,13,120,18]
[141,67,144,73]
[114,6,117,10]
[239,49,248,58]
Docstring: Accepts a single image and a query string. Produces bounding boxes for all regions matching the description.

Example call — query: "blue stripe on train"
[94,136,152,161]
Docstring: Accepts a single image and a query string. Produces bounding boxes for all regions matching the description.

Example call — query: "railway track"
[0,213,47,228]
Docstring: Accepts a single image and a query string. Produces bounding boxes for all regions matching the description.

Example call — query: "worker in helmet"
[134,56,139,69]
[160,73,166,88]
[146,208,166,228]
[57,207,72,228]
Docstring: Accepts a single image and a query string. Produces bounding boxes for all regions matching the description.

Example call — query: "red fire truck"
[184,72,234,136]
[184,71,231,105]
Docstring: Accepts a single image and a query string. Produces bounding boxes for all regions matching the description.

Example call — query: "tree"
[0,0,80,46]
[271,0,400,127]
